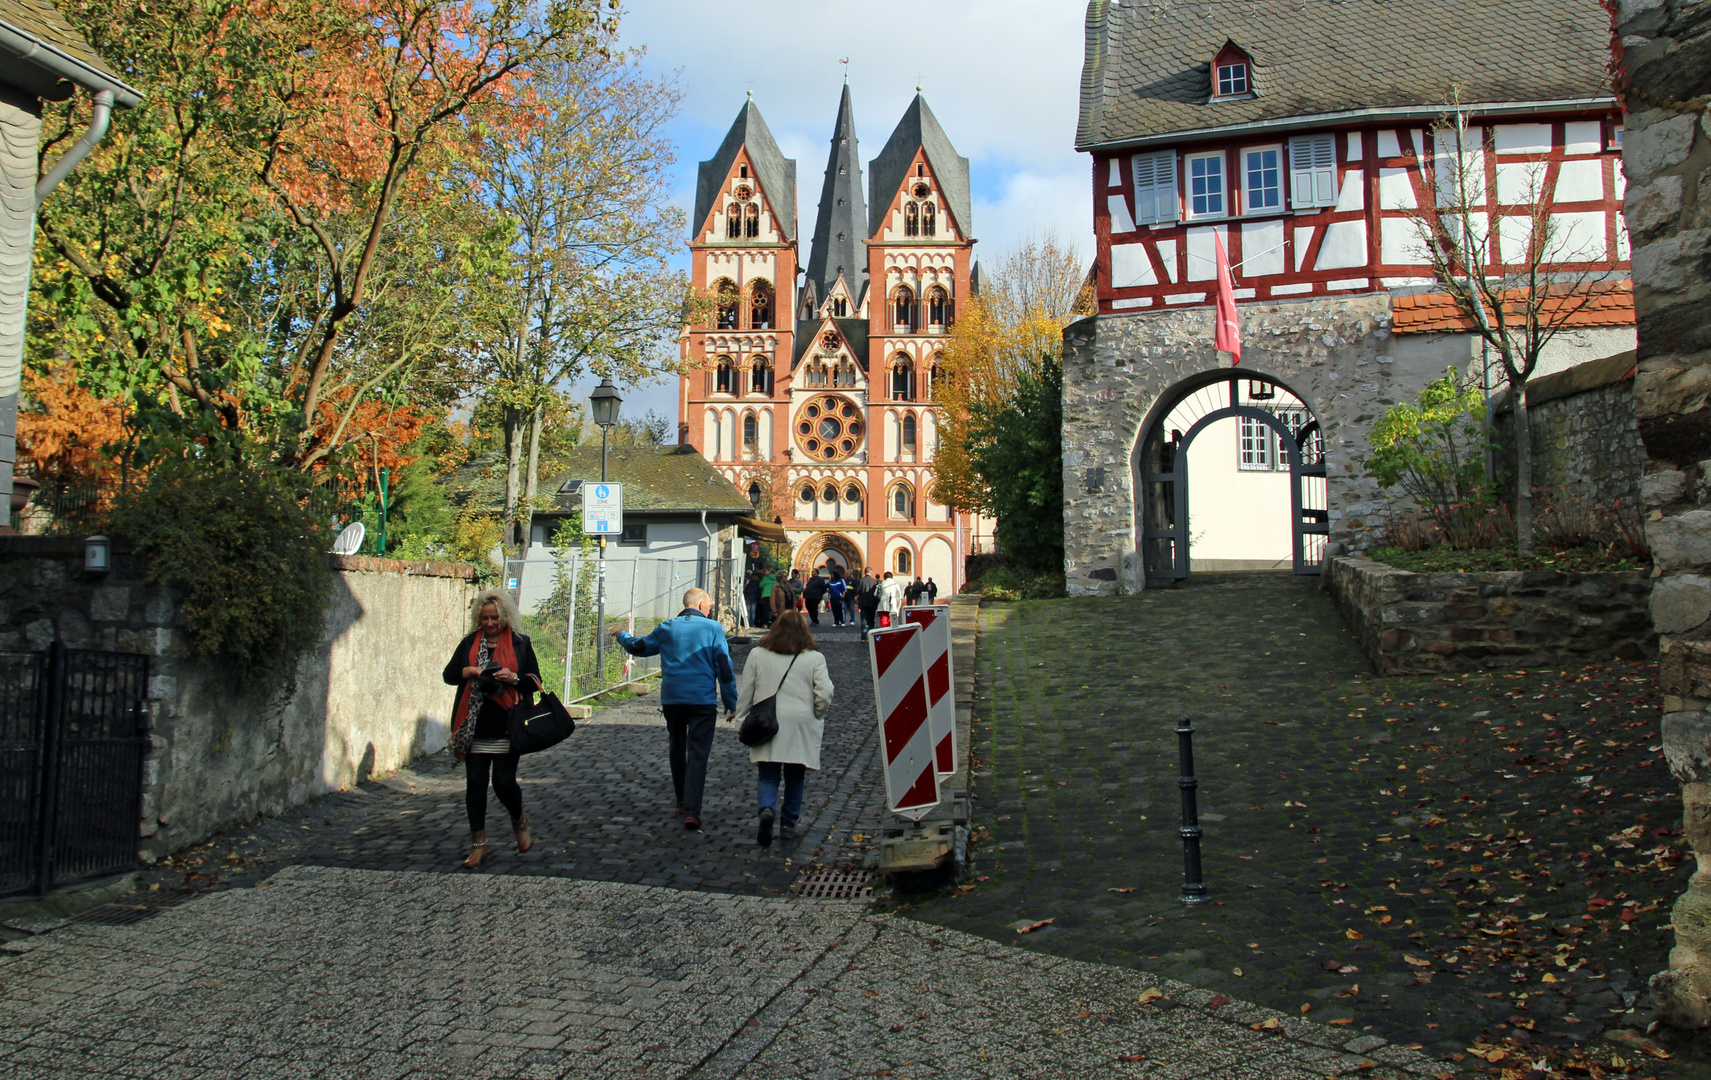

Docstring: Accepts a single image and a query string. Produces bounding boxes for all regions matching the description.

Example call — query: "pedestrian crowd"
[444,566,940,859]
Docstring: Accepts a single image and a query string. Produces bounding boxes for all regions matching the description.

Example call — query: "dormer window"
[1216,62,1248,97]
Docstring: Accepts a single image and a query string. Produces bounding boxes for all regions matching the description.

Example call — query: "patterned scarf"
[449,628,519,760]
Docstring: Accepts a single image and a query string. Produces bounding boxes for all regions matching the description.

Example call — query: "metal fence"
[511,551,741,704]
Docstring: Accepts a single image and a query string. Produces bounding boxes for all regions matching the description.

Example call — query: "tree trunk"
[1513,382,1535,554]
[522,402,544,552]
[503,404,525,554]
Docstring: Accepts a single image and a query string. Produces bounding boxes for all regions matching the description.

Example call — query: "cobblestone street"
[906,574,1687,1073]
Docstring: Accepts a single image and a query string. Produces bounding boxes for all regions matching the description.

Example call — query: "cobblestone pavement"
[0,864,1442,1079]
[903,573,1690,1074]
[118,627,886,900]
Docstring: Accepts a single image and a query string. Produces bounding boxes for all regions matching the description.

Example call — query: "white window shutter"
[1132,151,1179,225]
[1289,135,1337,208]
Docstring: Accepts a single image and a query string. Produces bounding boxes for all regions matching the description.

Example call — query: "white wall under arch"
[921,535,954,589]
[1181,415,1295,569]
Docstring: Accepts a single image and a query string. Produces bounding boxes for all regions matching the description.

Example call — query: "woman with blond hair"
[443,589,542,868]
[734,610,833,847]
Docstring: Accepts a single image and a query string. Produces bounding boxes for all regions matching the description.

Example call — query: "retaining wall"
[0,538,477,859]
[1325,554,1653,675]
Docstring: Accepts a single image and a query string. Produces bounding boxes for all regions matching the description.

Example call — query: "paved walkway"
[0,864,1441,1079]
[906,574,1682,1071]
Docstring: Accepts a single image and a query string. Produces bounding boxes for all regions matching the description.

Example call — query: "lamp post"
[589,378,622,687]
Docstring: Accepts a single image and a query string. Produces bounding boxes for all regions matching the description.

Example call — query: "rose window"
[794,393,863,461]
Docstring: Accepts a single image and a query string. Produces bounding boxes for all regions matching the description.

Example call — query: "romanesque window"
[750,280,773,330]
[835,360,857,387]
[927,356,945,400]
[890,355,914,401]
[922,203,936,237]
[714,356,736,395]
[745,203,760,238]
[820,482,837,503]
[844,483,863,515]
[805,360,828,388]
[750,356,771,396]
[889,482,914,520]
[726,204,742,239]
[742,412,758,450]
[895,548,912,575]
[926,286,948,330]
[892,286,914,332]
[713,279,739,330]
[902,414,917,455]
[905,203,919,237]
[833,297,847,317]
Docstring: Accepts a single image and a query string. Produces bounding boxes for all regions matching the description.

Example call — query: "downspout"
[700,510,720,615]
[36,89,114,206]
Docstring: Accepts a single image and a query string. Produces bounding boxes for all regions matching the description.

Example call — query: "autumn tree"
[1407,96,1620,553]
[30,0,617,481]
[935,235,1091,564]
[475,50,693,553]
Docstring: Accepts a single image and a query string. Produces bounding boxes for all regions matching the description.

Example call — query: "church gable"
[692,99,798,242]
[701,150,790,244]
[873,152,964,244]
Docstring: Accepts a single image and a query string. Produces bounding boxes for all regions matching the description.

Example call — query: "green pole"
[379,467,389,555]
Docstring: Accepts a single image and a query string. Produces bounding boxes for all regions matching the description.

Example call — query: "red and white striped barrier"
[903,604,956,781]
[868,622,940,820]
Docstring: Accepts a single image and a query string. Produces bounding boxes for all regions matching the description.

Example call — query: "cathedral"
[678,88,989,590]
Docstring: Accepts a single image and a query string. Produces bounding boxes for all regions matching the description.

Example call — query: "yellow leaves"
[1403,955,1432,967]
[1344,929,1365,940]
[1138,988,1166,1004]
[1249,1017,1280,1032]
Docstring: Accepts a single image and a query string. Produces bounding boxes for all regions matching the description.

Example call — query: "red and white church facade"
[677,89,990,589]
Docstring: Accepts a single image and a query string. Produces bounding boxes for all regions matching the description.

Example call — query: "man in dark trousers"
[827,569,848,626]
[926,577,939,603]
[856,567,881,640]
[614,588,736,831]
[802,569,828,625]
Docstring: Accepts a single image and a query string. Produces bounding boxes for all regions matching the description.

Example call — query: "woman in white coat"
[734,610,834,847]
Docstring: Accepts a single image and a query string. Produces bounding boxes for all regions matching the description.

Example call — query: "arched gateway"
[794,532,863,576]
[1132,369,1327,581]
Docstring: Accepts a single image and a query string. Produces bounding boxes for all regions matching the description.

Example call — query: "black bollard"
[1177,715,1209,904]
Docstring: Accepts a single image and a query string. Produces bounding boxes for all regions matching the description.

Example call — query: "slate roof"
[693,99,797,242]
[1076,0,1615,151]
[0,0,142,104]
[792,317,871,368]
[868,94,972,239]
[539,446,753,515]
[804,85,869,310]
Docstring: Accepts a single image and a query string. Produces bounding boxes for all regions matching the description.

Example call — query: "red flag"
[1213,231,1241,365]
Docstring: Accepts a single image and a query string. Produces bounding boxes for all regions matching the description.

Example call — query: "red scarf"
[452,628,521,741]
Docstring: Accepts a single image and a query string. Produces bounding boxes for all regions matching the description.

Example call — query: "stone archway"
[794,531,863,576]
[1132,369,1327,582]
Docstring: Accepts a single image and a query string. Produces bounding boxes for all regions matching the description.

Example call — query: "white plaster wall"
[922,536,954,588]
[1182,416,1295,567]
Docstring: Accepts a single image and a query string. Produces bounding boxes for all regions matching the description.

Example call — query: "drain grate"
[791,868,872,900]
[70,893,194,927]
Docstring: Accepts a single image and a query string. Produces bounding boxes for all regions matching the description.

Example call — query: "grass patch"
[1368,544,1648,574]
[968,565,1065,601]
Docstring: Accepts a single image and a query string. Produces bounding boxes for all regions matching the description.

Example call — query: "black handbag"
[738,653,798,748]
[507,691,576,754]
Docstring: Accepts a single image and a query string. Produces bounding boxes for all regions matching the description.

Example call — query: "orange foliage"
[302,390,431,493]
[17,367,131,482]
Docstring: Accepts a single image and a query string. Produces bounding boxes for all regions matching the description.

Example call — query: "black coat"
[444,630,543,738]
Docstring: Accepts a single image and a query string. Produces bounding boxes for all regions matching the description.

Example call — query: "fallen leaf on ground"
[1329,1018,1354,1027]
[1138,988,1166,1004]
[1108,887,1136,893]
[1403,954,1431,967]
[1015,919,1054,934]
[1345,930,1365,940]
[1251,1017,1280,1031]
[1208,994,1231,1008]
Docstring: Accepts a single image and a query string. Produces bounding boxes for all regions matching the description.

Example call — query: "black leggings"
[466,752,523,832]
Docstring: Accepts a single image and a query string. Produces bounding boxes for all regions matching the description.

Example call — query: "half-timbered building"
[1061,0,1636,594]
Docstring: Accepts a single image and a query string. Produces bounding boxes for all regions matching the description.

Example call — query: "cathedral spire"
[804,84,867,312]
[692,98,797,242]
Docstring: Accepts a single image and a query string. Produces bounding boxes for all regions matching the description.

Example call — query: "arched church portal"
[795,532,863,576]
[1132,369,1327,581]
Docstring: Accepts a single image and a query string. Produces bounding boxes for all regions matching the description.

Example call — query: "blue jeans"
[756,762,807,826]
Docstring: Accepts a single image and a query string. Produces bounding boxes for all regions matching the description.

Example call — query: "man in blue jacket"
[615,588,736,830]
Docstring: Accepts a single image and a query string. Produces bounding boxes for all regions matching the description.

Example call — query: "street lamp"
[591,378,622,687]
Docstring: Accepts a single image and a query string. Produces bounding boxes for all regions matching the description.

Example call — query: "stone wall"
[1326,555,1652,675]
[1058,295,1632,596]
[0,538,478,860]
[1614,0,1711,1028]
[1492,351,1645,509]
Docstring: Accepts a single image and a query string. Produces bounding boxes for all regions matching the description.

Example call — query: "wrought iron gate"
[0,645,150,896]
[1136,370,1328,581]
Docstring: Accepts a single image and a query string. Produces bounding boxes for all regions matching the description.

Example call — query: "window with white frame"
[1216,62,1249,97]
[1186,152,1225,218]
[1243,146,1282,213]
[1238,415,1274,470]
[1288,134,1338,208]
[1237,409,1323,471]
[1131,150,1179,225]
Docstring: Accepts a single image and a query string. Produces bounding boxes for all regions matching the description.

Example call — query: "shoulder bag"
[507,690,577,754]
[738,653,799,748]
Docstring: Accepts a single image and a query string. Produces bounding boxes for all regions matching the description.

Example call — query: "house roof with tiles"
[0,0,142,104]
[1076,0,1615,152]
[1391,282,1634,335]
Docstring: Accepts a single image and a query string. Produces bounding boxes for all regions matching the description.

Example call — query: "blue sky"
[576,0,1093,424]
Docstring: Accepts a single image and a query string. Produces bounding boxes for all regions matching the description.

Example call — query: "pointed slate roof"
[792,316,871,368]
[693,99,797,241]
[1076,0,1614,151]
[867,94,972,240]
[805,85,869,310]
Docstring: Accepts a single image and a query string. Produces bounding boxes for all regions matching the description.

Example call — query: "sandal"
[462,839,488,869]
[513,815,534,854]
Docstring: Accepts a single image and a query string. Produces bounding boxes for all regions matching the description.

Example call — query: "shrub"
[111,455,331,689]
[1365,368,1496,535]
